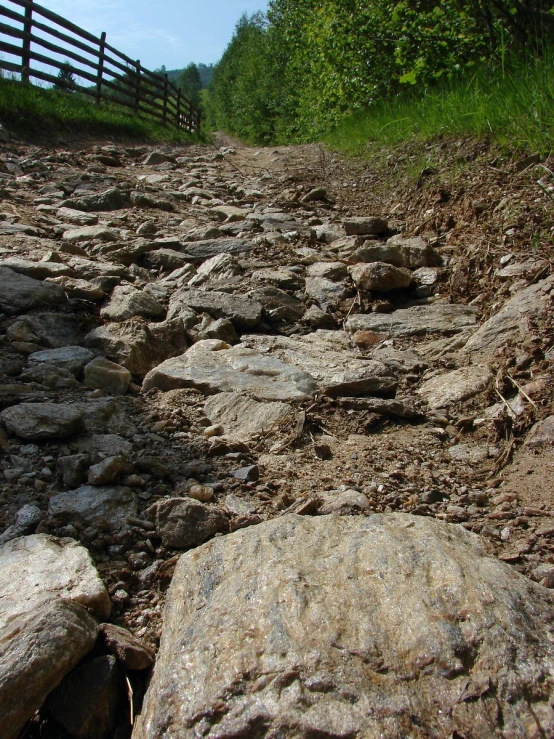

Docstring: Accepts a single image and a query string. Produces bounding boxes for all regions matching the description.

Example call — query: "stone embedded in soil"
[385,235,442,268]
[142,340,317,403]
[204,392,293,441]
[417,365,493,409]
[100,623,155,670]
[241,332,397,398]
[7,312,84,349]
[305,276,350,310]
[168,288,262,328]
[84,356,132,396]
[133,514,554,739]
[46,485,138,534]
[145,498,229,549]
[101,285,166,322]
[1,257,73,280]
[347,303,478,336]
[525,416,554,447]
[62,225,117,243]
[0,535,110,739]
[343,216,388,235]
[1,403,86,440]
[463,275,554,356]
[29,346,95,377]
[180,238,250,262]
[348,262,413,292]
[0,267,66,315]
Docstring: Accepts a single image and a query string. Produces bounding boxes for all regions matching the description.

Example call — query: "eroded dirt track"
[1,134,554,736]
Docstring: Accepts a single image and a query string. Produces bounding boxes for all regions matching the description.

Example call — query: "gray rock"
[0,535,110,739]
[62,225,117,243]
[0,267,66,315]
[0,504,42,544]
[318,487,370,515]
[525,416,554,447]
[348,262,412,292]
[143,151,175,166]
[417,365,493,409]
[47,276,106,302]
[246,286,304,322]
[87,456,132,486]
[232,465,259,482]
[29,346,95,377]
[178,238,248,262]
[143,340,318,403]
[84,357,132,395]
[347,303,478,336]
[134,514,554,739]
[448,444,490,464]
[63,187,126,212]
[464,275,554,356]
[146,498,228,548]
[1,403,86,440]
[85,320,187,376]
[351,242,404,266]
[143,249,191,272]
[306,261,348,280]
[314,224,347,243]
[386,235,442,268]
[0,222,39,236]
[101,285,166,322]
[413,267,441,297]
[251,267,303,290]
[241,332,397,398]
[168,288,262,328]
[47,655,122,739]
[204,392,293,441]
[305,277,349,311]
[1,257,74,280]
[344,216,388,235]
[6,312,83,348]
[198,317,237,344]
[74,434,133,458]
[47,486,138,534]
[67,256,128,282]
[188,253,241,287]
[58,454,91,487]
[20,363,81,389]
[56,207,99,226]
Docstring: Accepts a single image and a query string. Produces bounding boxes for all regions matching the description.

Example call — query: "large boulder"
[133,514,554,739]
[0,535,110,739]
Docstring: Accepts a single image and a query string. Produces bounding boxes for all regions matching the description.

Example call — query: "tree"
[54,62,76,93]
[179,63,202,106]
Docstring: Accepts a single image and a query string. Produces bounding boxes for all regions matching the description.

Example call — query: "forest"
[206,0,554,144]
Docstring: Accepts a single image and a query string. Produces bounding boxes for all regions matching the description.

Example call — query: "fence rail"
[0,0,201,133]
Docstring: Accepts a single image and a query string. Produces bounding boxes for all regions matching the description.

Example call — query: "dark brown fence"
[0,0,201,133]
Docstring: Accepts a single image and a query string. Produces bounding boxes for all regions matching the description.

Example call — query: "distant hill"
[167,63,214,90]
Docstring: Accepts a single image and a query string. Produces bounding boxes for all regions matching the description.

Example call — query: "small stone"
[232,465,259,482]
[204,424,224,439]
[187,484,215,503]
[146,498,229,549]
[343,216,388,235]
[349,262,412,292]
[84,357,131,396]
[100,623,155,670]
[87,456,131,486]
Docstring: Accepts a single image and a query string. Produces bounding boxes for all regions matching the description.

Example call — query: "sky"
[36,0,269,70]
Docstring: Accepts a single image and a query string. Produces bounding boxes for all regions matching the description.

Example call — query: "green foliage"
[179,63,202,106]
[208,0,554,144]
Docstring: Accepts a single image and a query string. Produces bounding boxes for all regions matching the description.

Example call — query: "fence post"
[134,60,141,115]
[163,73,169,125]
[176,88,181,130]
[21,0,33,83]
[96,31,106,105]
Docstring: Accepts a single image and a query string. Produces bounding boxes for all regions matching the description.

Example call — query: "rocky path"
[0,136,553,738]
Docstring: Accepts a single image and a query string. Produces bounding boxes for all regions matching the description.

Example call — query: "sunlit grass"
[0,77,199,142]
[324,51,554,156]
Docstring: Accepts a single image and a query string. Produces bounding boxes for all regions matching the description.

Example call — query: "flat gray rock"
[0,535,110,739]
[1,257,73,280]
[305,276,350,310]
[47,486,138,534]
[29,346,95,377]
[101,285,166,322]
[417,365,493,409]
[168,288,262,328]
[349,262,412,292]
[241,332,397,397]
[145,498,229,549]
[6,312,84,348]
[464,275,554,356]
[347,303,478,336]
[142,340,317,402]
[0,267,66,315]
[134,514,554,739]
[62,226,117,243]
[204,392,293,441]
[1,403,86,440]
[181,238,250,262]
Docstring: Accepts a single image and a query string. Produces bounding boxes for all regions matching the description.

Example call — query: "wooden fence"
[0,0,201,133]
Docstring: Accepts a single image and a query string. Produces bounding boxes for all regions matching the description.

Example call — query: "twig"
[507,373,538,408]
[495,388,516,420]
[126,675,134,726]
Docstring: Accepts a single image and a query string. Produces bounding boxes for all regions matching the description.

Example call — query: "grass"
[324,50,554,157]
[0,76,200,143]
